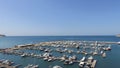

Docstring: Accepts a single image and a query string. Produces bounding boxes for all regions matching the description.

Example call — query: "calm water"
[0,36,120,68]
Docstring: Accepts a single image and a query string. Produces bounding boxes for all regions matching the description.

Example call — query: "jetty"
[12,41,120,50]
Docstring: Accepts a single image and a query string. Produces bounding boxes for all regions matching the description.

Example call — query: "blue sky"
[0,0,120,36]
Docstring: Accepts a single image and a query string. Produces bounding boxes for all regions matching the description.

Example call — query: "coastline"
[0,34,6,37]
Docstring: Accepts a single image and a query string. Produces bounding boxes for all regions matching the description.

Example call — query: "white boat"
[33,65,39,68]
[88,56,93,60]
[2,60,14,66]
[88,56,93,63]
[53,65,62,68]
[72,55,77,60]
[79,62,85,68]
[43,53,51,57]
[24,64,39,68]
[64,60,69,65]
[77,51,80,54]
[43,57,48,61]
[107,45,111,50]
[48,58,52,62]
[80,56,86,62]
[118,42,120,45]
[101,51,103,53]
[69,61,74,65]
[102,52,106,57]
[21,54,26,57]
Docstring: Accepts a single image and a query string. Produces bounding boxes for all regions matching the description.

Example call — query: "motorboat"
[53,65,62,68]
[79,62,85,68]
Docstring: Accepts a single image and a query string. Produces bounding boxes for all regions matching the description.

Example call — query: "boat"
[107,45,111,50]
[53,65,62,68]
[117,42,120,45]
[14,64,21,68]
[43,57,48,61]
[2,60,14,66]
[102,52,106,57]
[64,59,74,65]
[48,58,53,62]
[100,51,104,55]
[33,65,39,68]
[93,51,98,55]
[72,55,77,60]
[21,54,26,57]
[43,53,52,57]
[80,56,86,62]
[24,64,39,68]
[76,51,80,54]
[79,62,85,68]
[87,56,93,63]
[64,60,69,65]
[88,56,93,60]
[69,61,74,65]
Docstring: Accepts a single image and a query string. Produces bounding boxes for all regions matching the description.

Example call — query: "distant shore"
[0,34,6,37]
[116,34,120,37]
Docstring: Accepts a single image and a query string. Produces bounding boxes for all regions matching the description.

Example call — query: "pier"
[10,41,120,51]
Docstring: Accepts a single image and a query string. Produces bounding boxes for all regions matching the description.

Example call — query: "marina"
[0,40,120,68]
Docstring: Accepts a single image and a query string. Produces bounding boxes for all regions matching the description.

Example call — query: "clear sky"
[0,0,120,36]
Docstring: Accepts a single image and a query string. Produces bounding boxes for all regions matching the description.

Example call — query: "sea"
[0,36,120,68]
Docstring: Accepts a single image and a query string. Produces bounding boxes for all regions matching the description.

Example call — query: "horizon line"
[6,35,115,36]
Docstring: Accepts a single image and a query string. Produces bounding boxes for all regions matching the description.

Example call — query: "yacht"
[21,54,25,57]
[24,64,39,68]
[53,65,62,68]
[107,45,111,50]
[102,52,106,57]
[80,56,86,62]
[87,56,93,64]
[79,62,85,68]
